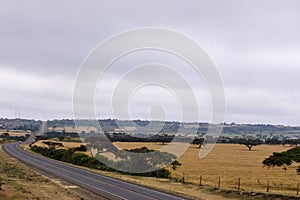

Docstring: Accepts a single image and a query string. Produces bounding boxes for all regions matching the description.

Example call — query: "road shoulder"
[0,144,104,200]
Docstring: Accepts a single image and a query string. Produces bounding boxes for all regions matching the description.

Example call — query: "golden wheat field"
[115,142,299,195]
[36,140,300,195]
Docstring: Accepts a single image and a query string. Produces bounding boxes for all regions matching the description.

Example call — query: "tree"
[171,160,182,170]
[282,139,300,147]
[2,132,9,137]
[43,141,63,150]
[238,138,262,151]
[73,145,87,152]
[84,136,115,158]
[263,152,293,171]
[121,147,176,176]
[159,133,169,145]
[263,147,300,173]
[192,137,205,148]
[0,178,4,190]
[57,136,65,141]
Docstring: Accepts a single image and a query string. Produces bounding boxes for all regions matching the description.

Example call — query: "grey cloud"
[0,0,300,124]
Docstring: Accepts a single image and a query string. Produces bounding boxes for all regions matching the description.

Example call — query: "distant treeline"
[0,118,41,131]
[38,131,176,143]
[38,131,300,147]
[218,137,300,146]
[37,131,80,140]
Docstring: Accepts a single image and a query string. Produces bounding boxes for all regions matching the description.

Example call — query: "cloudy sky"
[0,0,300,125]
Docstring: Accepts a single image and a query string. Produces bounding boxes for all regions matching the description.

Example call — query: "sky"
[0,0,300,125]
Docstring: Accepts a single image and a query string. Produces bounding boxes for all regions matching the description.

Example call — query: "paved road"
[2,143,190,200]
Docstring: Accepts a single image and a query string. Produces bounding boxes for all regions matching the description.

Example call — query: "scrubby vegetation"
[0,133,30,142]
[30,143,180,178]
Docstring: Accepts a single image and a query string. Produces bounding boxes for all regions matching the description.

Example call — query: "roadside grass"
[0,145,87,200]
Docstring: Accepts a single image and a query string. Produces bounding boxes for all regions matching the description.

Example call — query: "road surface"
[2,143,190,200]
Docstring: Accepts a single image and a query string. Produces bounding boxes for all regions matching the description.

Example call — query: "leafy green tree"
[30,144,173,178]
[192,137,205,148]
[158,133,169,145]
[263,147,300,172]
[238,138,262,151]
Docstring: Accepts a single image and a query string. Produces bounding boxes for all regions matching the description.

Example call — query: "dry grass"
[0,145,86,200]
[0,131,30,137]
[29,142,237,200]
[115,143,300,195]
[31,141,239,199]
[33,140,300,197]
[34,140,85,148]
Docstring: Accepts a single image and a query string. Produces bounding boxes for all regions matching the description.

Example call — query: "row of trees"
[38,131,300,152]
[0,132,30,142]
[191,137,262,151]
[265,138,300,146]
[31,141,181,178]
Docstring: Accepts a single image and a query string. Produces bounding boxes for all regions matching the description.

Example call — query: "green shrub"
[31,145,173,178]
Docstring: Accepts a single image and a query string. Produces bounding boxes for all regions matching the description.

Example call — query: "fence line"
[187,175,300,196]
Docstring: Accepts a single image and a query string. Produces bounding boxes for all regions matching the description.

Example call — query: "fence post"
[199,175,202,186]
[218,176,221,189]
[237,178,241,190]
[181,175,185,183]
[266,179,270,193]
[297,181,299,195]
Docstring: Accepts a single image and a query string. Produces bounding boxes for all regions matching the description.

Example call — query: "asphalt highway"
[2,143,190,200]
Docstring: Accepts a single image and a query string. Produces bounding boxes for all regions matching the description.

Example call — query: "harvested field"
[34,140,300,196]
[115,143,299,195]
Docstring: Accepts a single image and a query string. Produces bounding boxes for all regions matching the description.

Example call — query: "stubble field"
[34,139,300,196]
[115,143,299,195]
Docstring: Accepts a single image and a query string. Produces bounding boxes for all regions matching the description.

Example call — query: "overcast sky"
[1,0,300,125]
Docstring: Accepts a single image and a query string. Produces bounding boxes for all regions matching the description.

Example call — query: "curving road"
[2,143,190,200]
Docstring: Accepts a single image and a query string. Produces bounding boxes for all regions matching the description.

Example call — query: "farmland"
[115,143,298,195]
[34,139,300,196]
[0,131,30,137]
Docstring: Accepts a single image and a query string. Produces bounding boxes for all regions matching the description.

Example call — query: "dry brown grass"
[30,141,236,199]
[116,143,300,195]
[0,131,30,137]
[34,140,85,148]
[34,140,300,197]
[0,145,87,200]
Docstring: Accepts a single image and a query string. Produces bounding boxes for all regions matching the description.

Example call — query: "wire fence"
[176,174,300,196]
